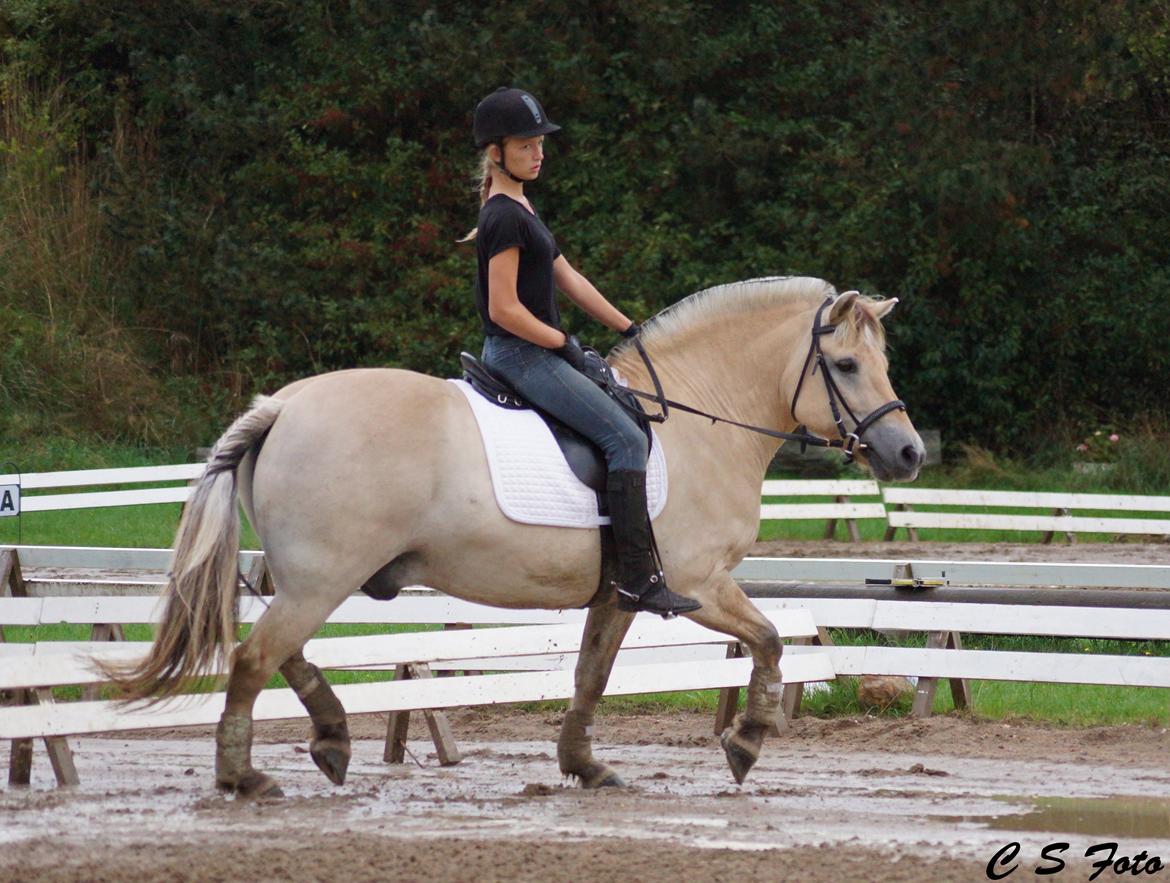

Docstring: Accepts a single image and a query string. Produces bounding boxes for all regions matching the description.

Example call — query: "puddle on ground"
[980,797,1170,839]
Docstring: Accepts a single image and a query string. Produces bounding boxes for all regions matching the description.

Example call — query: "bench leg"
[714,643,744,735]
[7,687,33,786]
[383,665,412,763]
[82,623,126,701]
[884,503,910,541]
[382,663,462,766]
[35,690,79,786]
[5,689,80,787]
[781,637,810,721]
[8,735,33,786]
[912,630,969,718]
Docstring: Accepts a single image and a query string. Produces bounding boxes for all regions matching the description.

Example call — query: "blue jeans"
[482,334,648,473]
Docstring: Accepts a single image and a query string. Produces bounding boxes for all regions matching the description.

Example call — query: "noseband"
[786,296,907,463]
[616,295,907,463]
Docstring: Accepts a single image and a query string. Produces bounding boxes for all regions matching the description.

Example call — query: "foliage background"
[1,0,1167,455]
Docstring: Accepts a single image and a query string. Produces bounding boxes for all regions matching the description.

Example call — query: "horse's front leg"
[685,574,784,785]
[557,597,635,788]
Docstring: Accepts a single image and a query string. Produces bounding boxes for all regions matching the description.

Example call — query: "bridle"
[612,295,907,464]
[785,296,907,462]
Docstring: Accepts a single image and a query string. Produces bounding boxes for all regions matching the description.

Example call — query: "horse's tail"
[97,395,285,703]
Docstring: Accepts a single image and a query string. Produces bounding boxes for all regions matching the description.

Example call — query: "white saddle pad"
[452,379,667,528]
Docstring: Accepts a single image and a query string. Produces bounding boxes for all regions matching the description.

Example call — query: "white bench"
[760,479,884,541]
[883,487,1170,542]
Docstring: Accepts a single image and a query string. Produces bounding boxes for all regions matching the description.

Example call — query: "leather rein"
[607,296,907,464]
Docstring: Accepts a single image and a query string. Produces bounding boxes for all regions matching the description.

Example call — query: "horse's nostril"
[901,444,924,468]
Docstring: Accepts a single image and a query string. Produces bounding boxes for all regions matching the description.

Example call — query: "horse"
[104,275,925,798]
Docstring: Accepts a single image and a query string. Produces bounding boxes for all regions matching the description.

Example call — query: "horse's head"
[784,291,925,482]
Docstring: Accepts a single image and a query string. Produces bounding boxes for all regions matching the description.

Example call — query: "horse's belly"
[417,444,604,609]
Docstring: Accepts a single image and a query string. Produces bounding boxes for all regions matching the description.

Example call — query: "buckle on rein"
[841,432,863,463]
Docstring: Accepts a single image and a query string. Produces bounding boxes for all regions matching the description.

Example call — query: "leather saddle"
[459,351,648,496]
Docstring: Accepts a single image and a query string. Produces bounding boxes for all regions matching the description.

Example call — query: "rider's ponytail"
[457,150,494,243]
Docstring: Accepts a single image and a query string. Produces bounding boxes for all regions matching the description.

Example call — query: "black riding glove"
[621,322,642,338]
[557,334,588,373]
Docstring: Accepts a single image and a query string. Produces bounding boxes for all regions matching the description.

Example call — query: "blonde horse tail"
[98,395,286,703]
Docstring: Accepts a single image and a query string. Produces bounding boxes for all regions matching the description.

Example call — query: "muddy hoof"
[720,728,758,786]
[595,771,625,788]
[310,741,351,786]
[577,762,625,790]
[234,770,285,799]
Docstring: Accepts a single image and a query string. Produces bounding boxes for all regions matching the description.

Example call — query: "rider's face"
[498,136,545,181]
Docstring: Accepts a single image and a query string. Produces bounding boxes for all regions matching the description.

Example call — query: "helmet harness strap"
[492,140,525,184]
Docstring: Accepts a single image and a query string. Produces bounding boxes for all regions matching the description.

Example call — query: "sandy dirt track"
[3,540,1170,881]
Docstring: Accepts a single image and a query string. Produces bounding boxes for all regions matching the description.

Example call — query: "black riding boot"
[607,470,701,618]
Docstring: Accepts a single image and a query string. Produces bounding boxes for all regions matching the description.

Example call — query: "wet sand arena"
[3,710,1170,882]
[4,542,1170,881]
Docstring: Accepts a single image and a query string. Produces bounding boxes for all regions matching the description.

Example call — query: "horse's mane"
[616,275,889,354]
[618,276,831,353]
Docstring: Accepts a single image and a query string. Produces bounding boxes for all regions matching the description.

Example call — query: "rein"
[611,297,906,463]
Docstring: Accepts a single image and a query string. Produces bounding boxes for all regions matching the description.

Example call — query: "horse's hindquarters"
[247,368,602,609]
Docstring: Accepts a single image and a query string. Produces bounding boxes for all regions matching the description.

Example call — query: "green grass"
[0,501,261,549]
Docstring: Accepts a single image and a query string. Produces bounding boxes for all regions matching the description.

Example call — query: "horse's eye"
[834,358,857,374]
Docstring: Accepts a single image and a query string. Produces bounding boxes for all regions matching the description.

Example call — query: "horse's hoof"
[234,770,285,799]
[720,727,758,786]
[595,771,626,788]
[310,740,351,786]
[576,762,625,790]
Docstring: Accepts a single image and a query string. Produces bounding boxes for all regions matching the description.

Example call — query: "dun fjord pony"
[107,276,924,797]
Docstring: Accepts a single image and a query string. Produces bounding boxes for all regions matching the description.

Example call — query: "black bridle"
[611,296,907,464]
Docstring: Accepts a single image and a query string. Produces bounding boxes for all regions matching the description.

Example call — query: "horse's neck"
[612,302,808,480]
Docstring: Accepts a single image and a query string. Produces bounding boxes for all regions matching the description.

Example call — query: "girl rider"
[465,86,700,619]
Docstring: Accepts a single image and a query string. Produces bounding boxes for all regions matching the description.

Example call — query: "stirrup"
[614,573,702,619]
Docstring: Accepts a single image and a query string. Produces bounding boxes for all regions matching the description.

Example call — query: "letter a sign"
[0,484,19,517]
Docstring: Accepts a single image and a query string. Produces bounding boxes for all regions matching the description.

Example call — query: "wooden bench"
[882,488,1170,542]
[760,479,884,541]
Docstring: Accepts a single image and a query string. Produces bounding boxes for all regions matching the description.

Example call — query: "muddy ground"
[4,540,1170,882]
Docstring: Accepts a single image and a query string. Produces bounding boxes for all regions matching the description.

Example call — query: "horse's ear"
[828,291,859,325]
[872,297,899,320]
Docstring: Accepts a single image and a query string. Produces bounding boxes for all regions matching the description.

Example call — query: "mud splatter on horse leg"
[557,599,634,789]
[215,596,331,798]
[686,575,784,785]
[281,651,350,785]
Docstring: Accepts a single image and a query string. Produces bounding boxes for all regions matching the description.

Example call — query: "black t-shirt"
[475,194,562,336]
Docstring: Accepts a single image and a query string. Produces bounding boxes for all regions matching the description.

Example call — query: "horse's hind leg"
[280,650,350,785]
[685,574,784,785]
[216,594,337,798]
[557,598,635,788]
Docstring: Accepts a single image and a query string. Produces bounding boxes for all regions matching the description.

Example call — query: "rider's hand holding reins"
[557,334,588,372]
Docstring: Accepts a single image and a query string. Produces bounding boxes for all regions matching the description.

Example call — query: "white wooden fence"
[0,547,832,787]
[883,487,1170,542]
[0,465,884,541]
[11,464,1170,543]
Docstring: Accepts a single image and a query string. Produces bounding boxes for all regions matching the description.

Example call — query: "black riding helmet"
[473,87,561,182]
[473,87,561,148]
